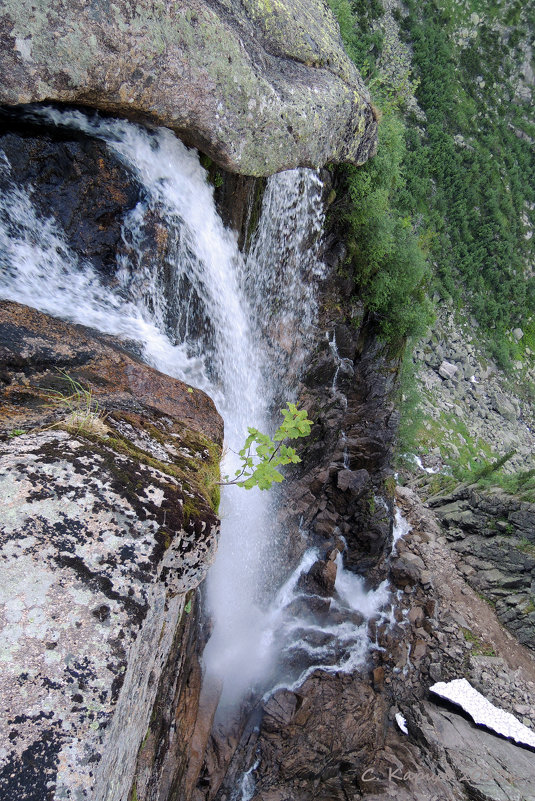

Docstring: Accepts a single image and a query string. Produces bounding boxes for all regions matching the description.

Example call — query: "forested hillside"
[329,0,535,367]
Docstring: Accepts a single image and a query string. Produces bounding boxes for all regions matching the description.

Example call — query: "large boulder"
[0,0,377,176]
[0,301,222,801]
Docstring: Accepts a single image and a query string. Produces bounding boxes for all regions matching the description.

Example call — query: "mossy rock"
[0,301,223,800]
[0,0,377,175]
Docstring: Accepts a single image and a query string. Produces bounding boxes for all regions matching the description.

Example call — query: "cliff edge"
[0,0,377,175]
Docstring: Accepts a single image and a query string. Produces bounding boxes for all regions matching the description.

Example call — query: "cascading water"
[202,167,329,710]
[0,107,397,722]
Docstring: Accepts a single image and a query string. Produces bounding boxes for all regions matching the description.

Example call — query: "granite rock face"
[0,0,377,176]
[0,301,222,801]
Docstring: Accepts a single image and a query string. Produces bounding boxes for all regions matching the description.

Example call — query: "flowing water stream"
[0,107,395,718]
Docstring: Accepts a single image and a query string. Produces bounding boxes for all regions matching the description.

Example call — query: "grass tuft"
[44,369,109,437]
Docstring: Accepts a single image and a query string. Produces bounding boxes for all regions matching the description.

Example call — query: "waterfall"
[202,167,328,709]
[0,107,397,717]
[0,107,324,707]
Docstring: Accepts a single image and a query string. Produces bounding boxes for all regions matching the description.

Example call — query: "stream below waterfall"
[0,107,399,725]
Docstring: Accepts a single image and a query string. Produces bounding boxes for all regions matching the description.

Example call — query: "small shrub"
[462,627,496,656]
[220,403,312,491]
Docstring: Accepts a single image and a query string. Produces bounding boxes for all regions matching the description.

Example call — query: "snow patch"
[430,678,535,749]
[395,712,408,735]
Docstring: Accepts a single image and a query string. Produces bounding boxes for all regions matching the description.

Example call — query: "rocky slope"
[180,479,535,801]
[423,484,535,651]
[388,486,535,801]
[0,0,377,175]
[413,302,535,475]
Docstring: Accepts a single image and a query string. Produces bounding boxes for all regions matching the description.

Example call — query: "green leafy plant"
[220,403,312,490]
[7,428,26,438]
[45,369,108,436]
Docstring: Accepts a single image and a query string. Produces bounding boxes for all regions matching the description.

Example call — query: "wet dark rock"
[283,597,330,620]
[390,556,422,588]
[279,306,400,586]
[209,673,464,801]
[328,608,365,627]
[0,119,140,277]
[297,559,337,598]
[311,507,339,537]
[336,467,370,493]
[333,323,358,360]
[303,351,338,387]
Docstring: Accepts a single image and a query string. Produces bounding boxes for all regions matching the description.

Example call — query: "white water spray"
[0,108,331,709]
[0,109,406,719]
[202,166,328,709]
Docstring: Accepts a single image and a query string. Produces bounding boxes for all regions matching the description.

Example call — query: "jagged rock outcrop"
[0,0,377,176]
[278,278,401,583]
[0,301,222,801]
[426,484,535,651]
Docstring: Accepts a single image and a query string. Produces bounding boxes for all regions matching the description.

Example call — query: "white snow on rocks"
[395,712,408,735]
[430,678,535,749]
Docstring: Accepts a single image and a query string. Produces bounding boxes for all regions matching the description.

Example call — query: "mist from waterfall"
[0,107,395,713]
[0,107,322,708]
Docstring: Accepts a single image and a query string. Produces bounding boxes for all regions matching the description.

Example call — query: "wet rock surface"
[0,0,377,176]
[0,301,222,801]
[0,111,141,277]
[277,281,400,583]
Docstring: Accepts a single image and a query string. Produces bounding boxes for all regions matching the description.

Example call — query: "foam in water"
[0,108,408,719]
[392,507,411,552]
[235,758,260,801]
[0,108,331,711]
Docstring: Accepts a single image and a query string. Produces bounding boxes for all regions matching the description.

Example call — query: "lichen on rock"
[0,0,377,175]
[0,300,223,801]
